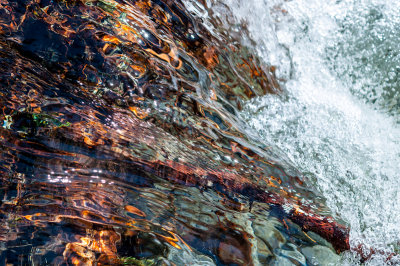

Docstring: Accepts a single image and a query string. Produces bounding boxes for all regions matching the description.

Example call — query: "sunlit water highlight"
[1,0,399,264]
[1,0,353,264]
[220,0,400,263]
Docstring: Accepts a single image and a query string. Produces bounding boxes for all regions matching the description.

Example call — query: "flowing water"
[219,0,400,264]
[0,0,399,265]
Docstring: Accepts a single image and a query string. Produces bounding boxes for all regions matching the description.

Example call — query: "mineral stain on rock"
[0,0,356,265]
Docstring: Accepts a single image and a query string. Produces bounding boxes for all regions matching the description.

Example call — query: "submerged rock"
[302,245,341,266]
[0,0,353,264]
[253,221,287,251]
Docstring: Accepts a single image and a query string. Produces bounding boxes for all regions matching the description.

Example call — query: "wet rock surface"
[302,245,341,266]
[0,0,349,265]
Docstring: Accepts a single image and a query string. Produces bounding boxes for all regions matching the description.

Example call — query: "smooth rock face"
[253,221,287,250]
[168,246,215,266]
[280,243,307,265]
[256,238,273,264]
[301,245,341,266]
[306,231,335,251]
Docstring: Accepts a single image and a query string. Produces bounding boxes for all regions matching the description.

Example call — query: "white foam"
[222,0,400,263]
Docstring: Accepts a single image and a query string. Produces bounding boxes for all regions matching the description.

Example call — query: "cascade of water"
[1,0,399,264]
[225,0,400,263]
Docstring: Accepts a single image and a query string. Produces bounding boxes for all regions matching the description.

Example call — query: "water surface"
[0,0,350,265]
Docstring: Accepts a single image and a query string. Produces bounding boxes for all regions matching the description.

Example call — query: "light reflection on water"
[234,0,400,264]
[0,0,354,265]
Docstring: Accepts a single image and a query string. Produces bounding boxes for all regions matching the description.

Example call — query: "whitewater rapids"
[210,0,400,264]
